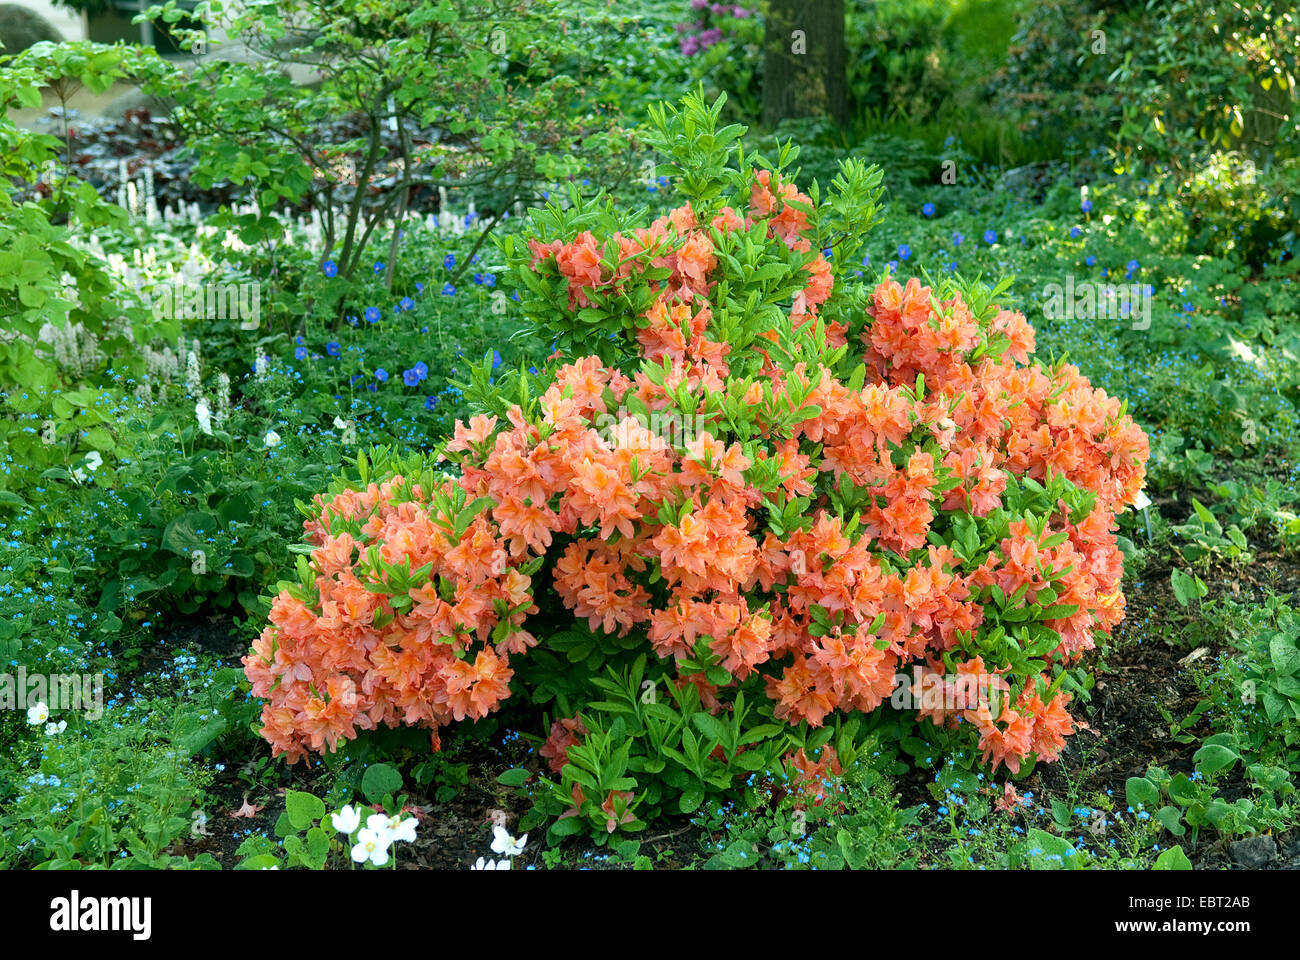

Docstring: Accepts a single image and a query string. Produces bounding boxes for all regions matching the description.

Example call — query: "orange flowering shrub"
[244,92,1148,832]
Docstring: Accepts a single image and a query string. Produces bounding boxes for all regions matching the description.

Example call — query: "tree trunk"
[762,0,848,128]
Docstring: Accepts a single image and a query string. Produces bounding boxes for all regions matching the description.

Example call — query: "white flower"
[387,814,418,844]
[490,825,527,857]
[351,827,392,866]
[264,429,281,448]
[72,450,104,483]
[333,416,348,430]
[1132,489,1152,511]
[195,400,214,436]
[44,720,67,736]
[330,804,361,835]
[472,857,511,870]
[26,701,49,725]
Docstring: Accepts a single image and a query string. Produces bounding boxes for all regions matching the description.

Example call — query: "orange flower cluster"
[248,168,1148,776]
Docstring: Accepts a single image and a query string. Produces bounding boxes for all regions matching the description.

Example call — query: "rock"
[1230,835,1277,869]
[0,4,61,56]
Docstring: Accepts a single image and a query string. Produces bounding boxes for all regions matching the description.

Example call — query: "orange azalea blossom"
[540,716,589,774]
[248,165,1147,779]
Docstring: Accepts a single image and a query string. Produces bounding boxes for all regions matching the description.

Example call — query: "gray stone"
[0,4,61,56]
[1229,835,1277,869]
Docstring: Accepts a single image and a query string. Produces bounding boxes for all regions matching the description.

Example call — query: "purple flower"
[690,0,708,8]
[365,306,381,323]
[922,202,935,217]
[375,368,389,382]
[322,260,338,277]
[326,342,341,357]
[733,6,750,17]
[701,28,724,47]
[680,35,701,56]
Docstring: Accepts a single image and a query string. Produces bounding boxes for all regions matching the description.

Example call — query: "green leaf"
[1125,776,1160,810]
[285,790,326,831]
[1270,635,1300,677]
[548,815,586,840]
[678,786,705,814]
[1153,845,1193,870]
[497,768,530,787]
[1192,743,1239,777]
[1155,806,1186,836]
[361,762,403,804]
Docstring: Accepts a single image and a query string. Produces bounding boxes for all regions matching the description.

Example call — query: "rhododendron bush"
[244,91,1149,838]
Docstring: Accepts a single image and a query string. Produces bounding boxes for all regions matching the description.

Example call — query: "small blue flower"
[1086,255,1097,266]
[443,254,456,270]
[1081,198,1093,213]
[1127,259,1139,271]
[364,306,381,323]
[952,231,964,246]
[442,282,456,296]
[425,396,439,410]
[294,346,307,360]
[492,350,502,369]
[415,282,424,294]
[898,244,911,260]
[414,361,428,381]
[374,261,385,274]
[984,229,997,245]
[322,260,338,278]
[922,202,935,217]
[403,368,421,386]
[374,368,389,382]
[400,296,414,311]
[1069,226,1081,239]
